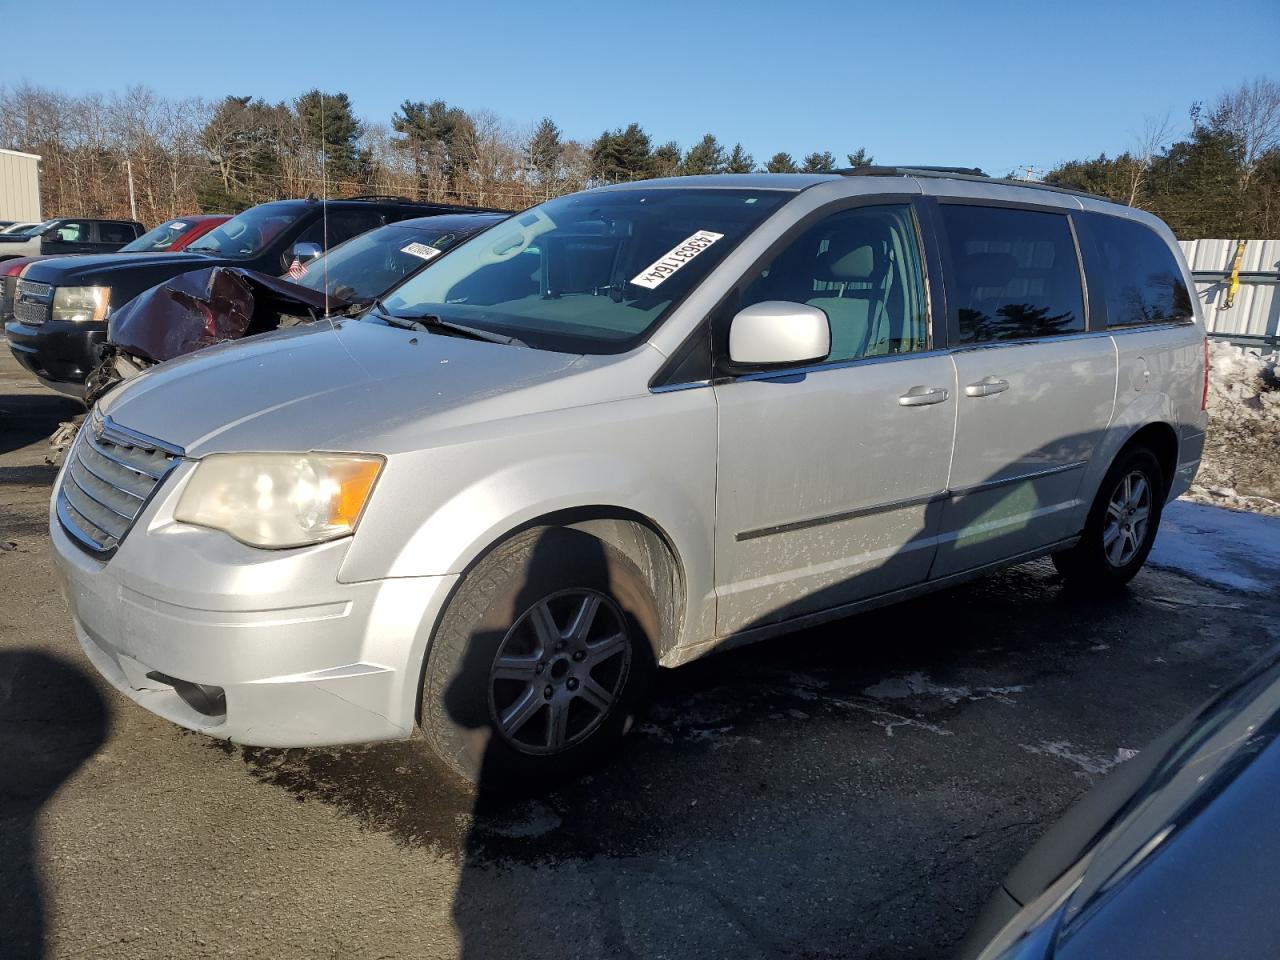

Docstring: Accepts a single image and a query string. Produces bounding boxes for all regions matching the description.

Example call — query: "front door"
[713,202,956,635]
[930,203,1117,578]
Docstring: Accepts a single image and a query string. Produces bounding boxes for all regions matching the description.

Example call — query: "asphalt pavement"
[2,348,1277,960]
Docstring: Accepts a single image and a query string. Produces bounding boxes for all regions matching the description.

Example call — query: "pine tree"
[529,117,563,186]
[652,141,682,178]
[680,134,726,175]
[725,143,755,174]
[802,150,836,173]
[590,123,654,182]
[296,90,363,182]
[846,147,874,168]
[765,152,799,173]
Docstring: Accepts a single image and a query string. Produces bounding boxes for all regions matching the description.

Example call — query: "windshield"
[2,222,42,235]
[186,205,306,258]
[377,188,788,353]
[295,218,502,303]
[121,219,194,252]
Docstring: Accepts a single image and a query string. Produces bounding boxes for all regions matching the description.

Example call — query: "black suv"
[0,218,144,261]
[6,197,503,396]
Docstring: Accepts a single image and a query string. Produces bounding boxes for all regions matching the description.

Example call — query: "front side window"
[186,204,309,258]
[737,203,930,362]
[378,188,789,354]
[51,221,89,242]
[290,210,387,268]
[1085,213,1192,327]
[940,205,1085,344]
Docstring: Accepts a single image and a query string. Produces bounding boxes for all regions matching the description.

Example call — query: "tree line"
[0,79,1276,239]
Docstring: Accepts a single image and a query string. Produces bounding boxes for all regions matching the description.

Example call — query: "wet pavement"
[2,348,1277,960]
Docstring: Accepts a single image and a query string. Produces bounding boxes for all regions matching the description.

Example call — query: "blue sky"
[2,0,1276,175]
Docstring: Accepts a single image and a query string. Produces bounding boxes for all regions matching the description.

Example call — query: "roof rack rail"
[837,165,988,178]
[837,165,1113,202]
[340,194,417,203]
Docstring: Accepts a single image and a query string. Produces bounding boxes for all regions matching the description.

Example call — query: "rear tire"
[1052,447,1165,590]
[419,526,658,786]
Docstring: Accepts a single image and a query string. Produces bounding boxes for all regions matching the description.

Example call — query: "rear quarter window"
[1085,213,1192,327]
[939,204,1086,344]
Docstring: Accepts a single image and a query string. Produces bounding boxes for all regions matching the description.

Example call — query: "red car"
[0,215,230,324]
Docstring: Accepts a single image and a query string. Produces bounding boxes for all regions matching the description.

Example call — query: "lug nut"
[566,678,579,691]
[544,685,554,699]
[572,650,585,662]
[556,640,567,651]
[535,663,544,674]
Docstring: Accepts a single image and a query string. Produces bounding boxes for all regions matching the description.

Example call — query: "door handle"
[898,385,950,407]
[965,376,1010,398]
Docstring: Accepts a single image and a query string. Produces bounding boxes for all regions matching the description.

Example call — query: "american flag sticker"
[630,230,724,290]
[287,257,306,280]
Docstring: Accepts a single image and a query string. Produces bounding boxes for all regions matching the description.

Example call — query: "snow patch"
[1020,741,1139,778]
[1149,499,1280,593]
[861,671,1025,705]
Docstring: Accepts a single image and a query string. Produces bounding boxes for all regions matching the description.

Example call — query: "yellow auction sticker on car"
[630,230,724,290]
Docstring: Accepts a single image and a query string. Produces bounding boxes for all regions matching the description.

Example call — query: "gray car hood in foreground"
[98,319,619,457]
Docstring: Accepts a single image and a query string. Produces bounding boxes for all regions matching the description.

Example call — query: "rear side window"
[97,222,135,244]
[1085,213,1192,327]
[940,205,1085,344]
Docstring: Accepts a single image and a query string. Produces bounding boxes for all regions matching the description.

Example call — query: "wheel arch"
[1119,421,1179,499]
[464,506,687,663]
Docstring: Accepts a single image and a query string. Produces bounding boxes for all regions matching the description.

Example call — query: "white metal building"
[1180,239,1279,350]
[0,148,42,221]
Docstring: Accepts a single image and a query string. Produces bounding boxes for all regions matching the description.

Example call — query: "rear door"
[929,200,1117,578]
[713,199,957,634]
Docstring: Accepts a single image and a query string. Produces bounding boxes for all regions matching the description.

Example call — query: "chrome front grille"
[14,279,52,325]
[57,411,182,556]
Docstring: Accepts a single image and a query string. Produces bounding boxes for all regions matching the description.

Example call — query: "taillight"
[1201,336,1210,411]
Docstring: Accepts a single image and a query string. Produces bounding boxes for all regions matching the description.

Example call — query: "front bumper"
[50,466,457,747]
[6,317,105,394]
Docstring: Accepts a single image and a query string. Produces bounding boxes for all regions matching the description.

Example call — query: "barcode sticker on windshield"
[402,241,442,261]
[630,230,724,289]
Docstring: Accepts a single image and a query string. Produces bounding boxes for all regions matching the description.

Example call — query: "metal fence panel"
[1179,239,1279,350]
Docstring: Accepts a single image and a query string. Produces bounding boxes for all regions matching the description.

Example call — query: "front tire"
[420,526,658,785]
[1053,447,1165,589]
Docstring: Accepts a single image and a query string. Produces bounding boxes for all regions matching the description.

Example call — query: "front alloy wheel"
[489,590,632,754]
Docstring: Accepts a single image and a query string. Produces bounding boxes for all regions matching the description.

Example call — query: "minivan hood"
[22,251,216,284]
[98,319,609,456]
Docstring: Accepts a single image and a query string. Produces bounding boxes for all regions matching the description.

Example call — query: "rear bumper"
[50,494,458,748]
[6,318,105,393]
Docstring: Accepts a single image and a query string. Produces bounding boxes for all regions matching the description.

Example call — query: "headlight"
[174,453,384,548]
[51,285,111,322]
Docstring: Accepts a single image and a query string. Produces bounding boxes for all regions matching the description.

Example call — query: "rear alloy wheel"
[420,527,657,785]
[1053,447,1165,589]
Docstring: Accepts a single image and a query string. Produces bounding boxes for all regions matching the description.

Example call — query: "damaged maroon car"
[86,212,507,404]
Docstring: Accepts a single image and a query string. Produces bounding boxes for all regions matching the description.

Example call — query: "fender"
[338,387,720,651]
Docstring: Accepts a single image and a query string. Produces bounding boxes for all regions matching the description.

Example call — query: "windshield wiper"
[368,300,525,347]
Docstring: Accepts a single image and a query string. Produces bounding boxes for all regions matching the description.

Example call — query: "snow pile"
[1184,341,1280,516]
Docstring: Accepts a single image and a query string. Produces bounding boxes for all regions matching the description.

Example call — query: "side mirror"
[728,301,830,369]
[290,241,323,265]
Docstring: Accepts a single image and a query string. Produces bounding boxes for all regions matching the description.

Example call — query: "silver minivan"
[50,169,1208,782]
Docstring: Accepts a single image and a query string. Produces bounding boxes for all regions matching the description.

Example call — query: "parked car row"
[4,196,505,396]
